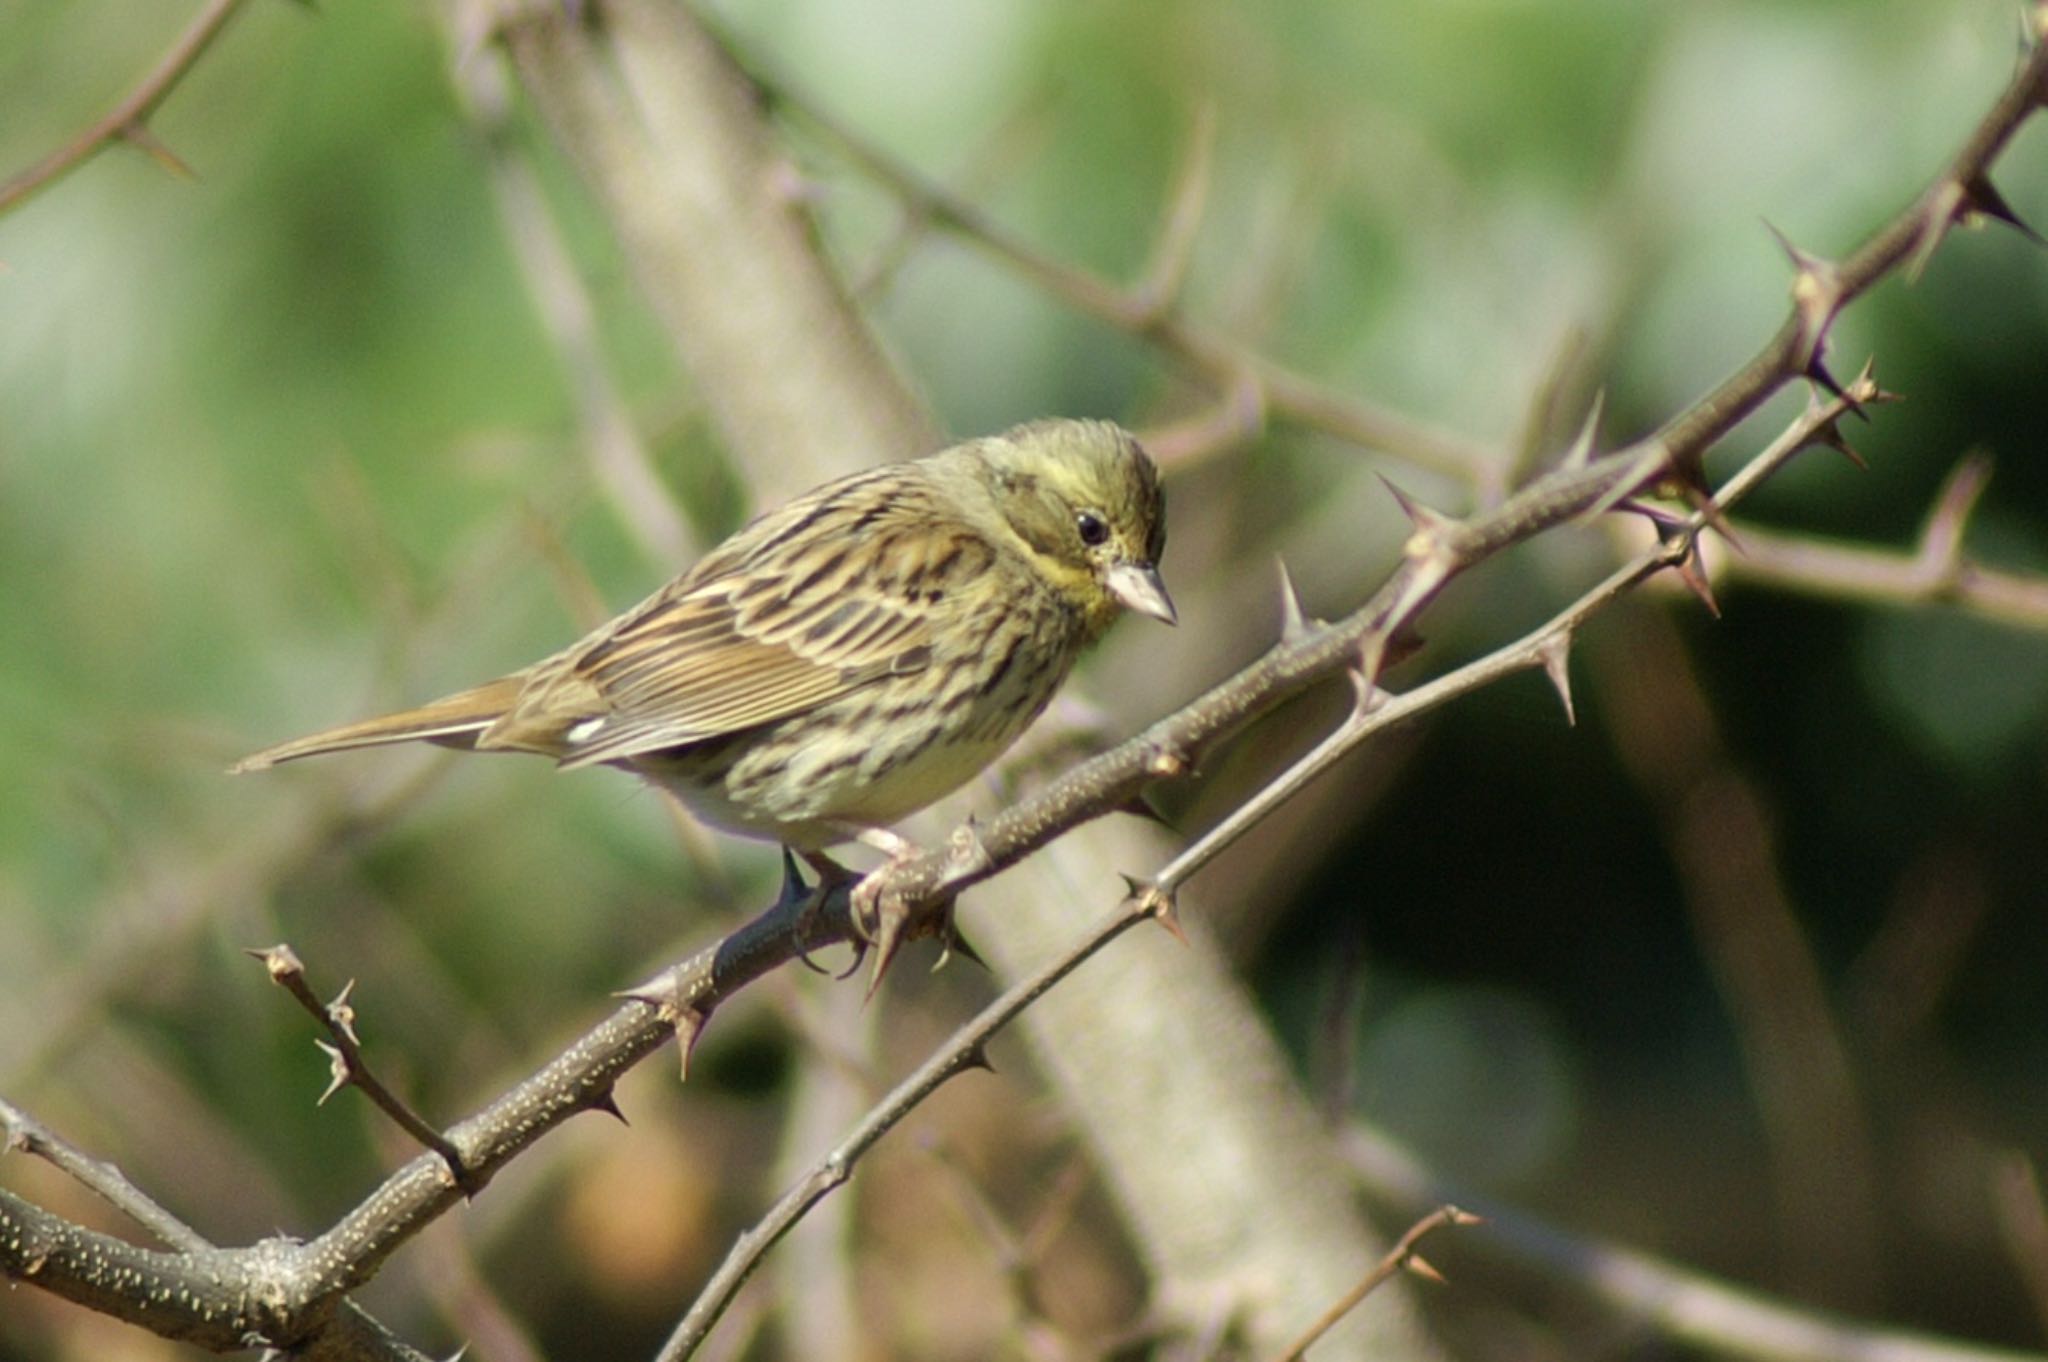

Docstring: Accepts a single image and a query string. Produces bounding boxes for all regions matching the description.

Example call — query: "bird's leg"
[792,848,857,975]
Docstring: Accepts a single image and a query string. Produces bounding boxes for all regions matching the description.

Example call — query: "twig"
[849,81,1061,299]
[0,1096,210,1252]
[1272,1205,1480,1362]
[655,380,1865,1359]
[448,33,696,568]
[1344,1124,2047,1362]
[1717,456,2048,630]
[0,0,264,216]
[923,1137,1092,1349]
[10,9,2048,1357]
[0,1132,430,1361]
[654,895,1156,1361]
[1128,385,1861,926]
[1590,604,1882,1305]
[727,49,1495,479]
[245,944,475,1192]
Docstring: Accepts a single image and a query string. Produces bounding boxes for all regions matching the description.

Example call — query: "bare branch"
[1272,1205,1481,1362]
[0,1096,209,1253]
[655,893,1156,1361]
[0,0,265,216]
[447,33,697,567]
[1718,457,2048,630]
[727,48,1494,479]
[1345,1125,2045,1362]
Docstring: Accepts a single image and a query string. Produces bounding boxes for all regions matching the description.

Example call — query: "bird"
[234,417,1174,951]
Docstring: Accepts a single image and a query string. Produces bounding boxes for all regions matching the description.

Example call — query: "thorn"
[1615,498,1690,532]
[1345,662,1388,717]
[1802,415,1867,470]
[1917,453,1994,572]
[1764,220,1842,361]
[314,1040,349,1105]
[588,1090,629,1125]
[615,970,682,1016]
[1276,556,1315,641]
[1405,1255,1450,1286]
[1673,478,1742,554]
[674,1009,706,1082]
[1122,874,1185,944]
[1583,443,1674,521]
[1536,634,1576,726]
[932,918,987,972]
[959,1042,996,1074]
[1377,475,1461,559]
[244,943,305,983]
[1561,391,1605,470]
[1384,623,1427,672]
[1354,625,1422,697]
[326,979,360,1046]
[1846,356,1896,409]
[1803,354,1865,420]
[1962,173,2045,245]
[119,121,195,179]
[1669,539,1722,618]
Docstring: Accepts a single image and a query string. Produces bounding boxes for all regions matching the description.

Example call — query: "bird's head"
[970,418,1175,636]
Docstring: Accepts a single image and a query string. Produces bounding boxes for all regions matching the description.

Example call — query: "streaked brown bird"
[235,418,1173,930]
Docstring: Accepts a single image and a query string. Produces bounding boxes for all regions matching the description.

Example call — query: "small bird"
[235,418,1174,938]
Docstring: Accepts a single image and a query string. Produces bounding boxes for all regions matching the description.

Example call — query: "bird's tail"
[230,677,524,773]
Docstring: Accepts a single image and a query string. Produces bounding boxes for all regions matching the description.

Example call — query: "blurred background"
[2,0,2046,1358]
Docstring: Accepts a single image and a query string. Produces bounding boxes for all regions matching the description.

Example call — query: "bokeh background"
[3,1,2046,1358]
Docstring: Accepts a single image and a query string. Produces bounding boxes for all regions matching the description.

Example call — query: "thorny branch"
[6,8,2048,1361]
[246,944,478,1192]
[695,16,1487,478]
[1273,1205,1481,1362]
[0,0,264,216]
[1345,1125,2048,1362]
[1715,455,2048,629]
[664,375,1875,1357]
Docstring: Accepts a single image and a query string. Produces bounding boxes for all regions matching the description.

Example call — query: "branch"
[1345,1125,2047,1362]
[11,6,2048,1357]
[653,375,1871,1358]
[1717,456,2048,629]
[246,944,476,1192]
[1,1097,207,1253]
[723,43,1494,479]
[1273,1206,1481,1362]
[0,0,265,216]
[654,892,1156,1361]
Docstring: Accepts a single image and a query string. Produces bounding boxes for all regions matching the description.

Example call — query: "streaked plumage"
[235,419,1173,864]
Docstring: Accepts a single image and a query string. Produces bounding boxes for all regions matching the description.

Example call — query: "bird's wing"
[485,492,987,768]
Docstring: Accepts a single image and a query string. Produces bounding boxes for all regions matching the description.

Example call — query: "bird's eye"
[1076,510,1110,547]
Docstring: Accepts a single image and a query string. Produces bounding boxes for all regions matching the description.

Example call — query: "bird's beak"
[1107,561,1177,626]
